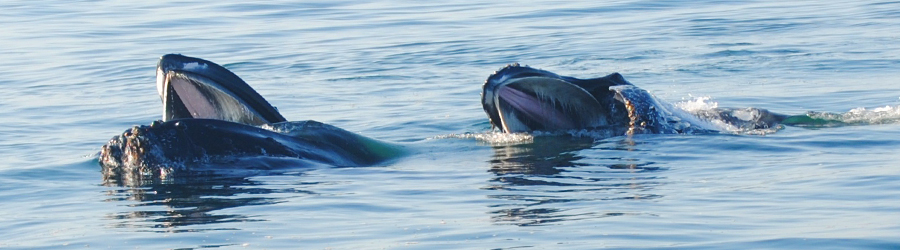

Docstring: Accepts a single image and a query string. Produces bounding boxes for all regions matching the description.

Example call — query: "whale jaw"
[156,54,287,126]
[482,64,632,133]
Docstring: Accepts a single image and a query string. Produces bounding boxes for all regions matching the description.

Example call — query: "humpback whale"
[100,54,405,184]
[482,64,791,134]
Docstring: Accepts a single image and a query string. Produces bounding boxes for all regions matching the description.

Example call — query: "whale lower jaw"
[156,54,287,126]
[482,65,633,133]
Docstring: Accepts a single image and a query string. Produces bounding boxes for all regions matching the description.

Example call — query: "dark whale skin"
[100,119,402,184]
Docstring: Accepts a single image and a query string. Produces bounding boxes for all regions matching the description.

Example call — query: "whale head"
[481,64,633,133]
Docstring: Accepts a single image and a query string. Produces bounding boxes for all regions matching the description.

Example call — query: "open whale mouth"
[482,65,631,133]
[490,76,607,132]
[156,54,286,126]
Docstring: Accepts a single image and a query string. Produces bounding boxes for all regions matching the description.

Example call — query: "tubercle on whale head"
[99,120,186,185]
[100,118,282,185]
[99,118,342,185]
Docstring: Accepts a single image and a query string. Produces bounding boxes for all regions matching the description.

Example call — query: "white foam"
[872,105,895,113]
[731,108,756,121]
[830,105,900,124]
[675,95,718,112]
[432,132,534,145]
[672,96,780,134]
[676,96,900,129]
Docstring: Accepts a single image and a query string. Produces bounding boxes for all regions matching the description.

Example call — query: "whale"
[482,64,792,134]
[100,54,405,184]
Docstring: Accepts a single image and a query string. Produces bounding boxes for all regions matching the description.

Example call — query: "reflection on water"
[485,135,665,226]
[103,175,312,232]
[486,136,593,176]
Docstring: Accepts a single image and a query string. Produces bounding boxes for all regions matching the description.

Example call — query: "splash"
[836,105,900,124]
[532,129,624,139]
[434,128,637,143]
[677,96,900,130]
[787,105,900,127]
[432,132,534,145]
[674,96,783,135]
[675,95,719,112]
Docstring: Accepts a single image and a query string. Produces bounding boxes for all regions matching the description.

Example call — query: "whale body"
[481,64,789,134]
[100,54,404,184]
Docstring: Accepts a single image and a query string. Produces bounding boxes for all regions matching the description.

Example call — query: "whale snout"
[100,121,181,185]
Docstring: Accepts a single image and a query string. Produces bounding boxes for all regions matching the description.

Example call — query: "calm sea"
[2,0,900,249]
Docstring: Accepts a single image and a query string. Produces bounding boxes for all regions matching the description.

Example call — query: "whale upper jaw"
[481,64,633,133]
[156,54,287,126]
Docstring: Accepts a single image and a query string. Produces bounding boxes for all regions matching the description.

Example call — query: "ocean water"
[2,0,900,249]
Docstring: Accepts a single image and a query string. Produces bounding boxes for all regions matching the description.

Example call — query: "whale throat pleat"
[165,72,269,125]
[496,77,608,131]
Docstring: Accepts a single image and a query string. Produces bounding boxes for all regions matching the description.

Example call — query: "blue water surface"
[1,0,900,249]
